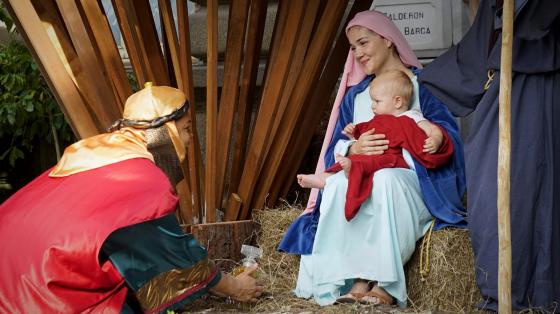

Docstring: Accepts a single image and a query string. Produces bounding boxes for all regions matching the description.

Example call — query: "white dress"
[294,76,433,307]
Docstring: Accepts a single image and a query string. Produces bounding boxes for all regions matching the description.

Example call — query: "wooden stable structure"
[4,0,373,224]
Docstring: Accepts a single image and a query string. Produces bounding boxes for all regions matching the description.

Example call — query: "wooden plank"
[258,0,287,99]
[35,0,111,130]
[79,0,132,108]
[205,0,219,222]
[132,0,170,86]
[267,0,319,152]
[498,0,513,312]
[176,177,194,224]
[271,0,372,202]
[5,0,99,138]
[214,0,251,212]
[111,0,152,85]
[229,0,268,193]
[159,0,182,88]
[252,0,355,212]
[55,0,121,128]
[251,0,321,210]
[178,0,204,223]
[225,1,306,221]
[187,220,257,271]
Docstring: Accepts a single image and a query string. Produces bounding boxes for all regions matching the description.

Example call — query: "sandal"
[335,292,364,304]
[359,287,394,305]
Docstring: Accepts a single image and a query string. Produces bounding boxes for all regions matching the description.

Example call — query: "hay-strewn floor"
[182,205,556,314]
[184,205,420,313]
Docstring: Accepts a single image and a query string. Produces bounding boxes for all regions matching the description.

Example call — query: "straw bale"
[405,227,482,313]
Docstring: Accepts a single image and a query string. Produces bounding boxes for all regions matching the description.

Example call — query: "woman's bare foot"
[297,174,328,189]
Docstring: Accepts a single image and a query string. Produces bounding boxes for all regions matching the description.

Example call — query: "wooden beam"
[225,1,306,221]
[229,0,268,193]
[55,0,121,128]
[498,0,513,312]
[79,0,132,108]
[178,0,204,223]
[111,0,152,86]
[271,0,372,202]
[205,0,219,222]
[176,177,194,224]
[4,0,99,138]
[159,0,182,88]
[214,0,251,211]
[258,0,287,97]
[252,0,348,211]
[131,0,170,86]
[251,0,321,210]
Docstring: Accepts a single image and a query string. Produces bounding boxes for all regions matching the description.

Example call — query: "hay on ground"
[186,204,412,313]
[405,227,482,313]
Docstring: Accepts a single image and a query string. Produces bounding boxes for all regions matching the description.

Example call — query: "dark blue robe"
[419,0,560,311]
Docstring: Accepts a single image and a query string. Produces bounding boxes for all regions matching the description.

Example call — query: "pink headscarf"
[304,10,422,213]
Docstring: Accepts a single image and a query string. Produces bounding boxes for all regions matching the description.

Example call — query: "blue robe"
[419,0,560,310]
[279,68,467,254]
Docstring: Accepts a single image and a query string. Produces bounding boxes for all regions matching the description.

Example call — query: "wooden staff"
[498,0,513,312]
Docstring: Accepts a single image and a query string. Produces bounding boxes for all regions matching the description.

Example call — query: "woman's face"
[347,26,392,75]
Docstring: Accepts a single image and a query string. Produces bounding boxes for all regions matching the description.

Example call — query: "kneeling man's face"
[175,113,193,151]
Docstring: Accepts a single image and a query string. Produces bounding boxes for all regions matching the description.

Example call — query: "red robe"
[0,158,178,313]
[326,114,453,221]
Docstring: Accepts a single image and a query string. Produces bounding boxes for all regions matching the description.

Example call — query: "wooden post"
[159,0,184,89]
[205,0,219,222]
[79,0,132,108]
[498,0,513,312]
[251,0,322,211]
[225,1,307,221]
[111,0,153,86]
[229,0,268,193]
[55,0,121,128]
[271,0,373,203]
[177,0,204,223]
[214,0,251,211]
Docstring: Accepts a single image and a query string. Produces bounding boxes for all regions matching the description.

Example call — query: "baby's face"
[369,83,399,115]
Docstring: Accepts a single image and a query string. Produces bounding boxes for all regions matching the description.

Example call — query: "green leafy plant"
[0,5,73,167]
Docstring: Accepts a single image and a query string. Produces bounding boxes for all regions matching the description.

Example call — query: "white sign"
[373,0,452,51]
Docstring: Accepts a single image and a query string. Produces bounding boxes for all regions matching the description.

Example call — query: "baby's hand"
[342,123,356,139]
[423,134,443,154]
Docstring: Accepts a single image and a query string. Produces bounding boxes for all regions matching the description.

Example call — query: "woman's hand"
[349,128,389,156]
